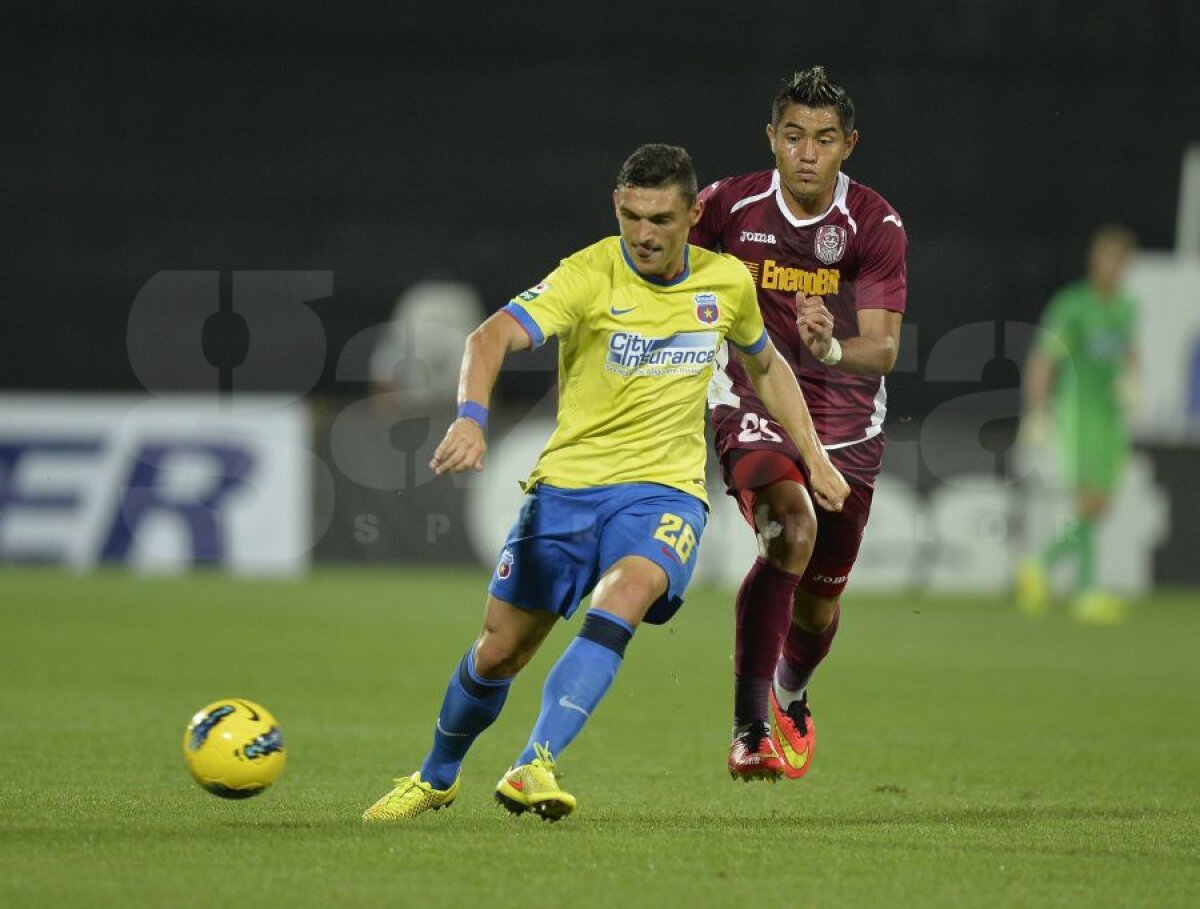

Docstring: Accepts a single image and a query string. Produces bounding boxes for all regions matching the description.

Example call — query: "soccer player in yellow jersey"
[363,144,848,824]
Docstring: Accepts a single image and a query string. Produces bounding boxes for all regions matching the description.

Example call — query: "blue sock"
[516,609,634,765]
[419,647,512,789]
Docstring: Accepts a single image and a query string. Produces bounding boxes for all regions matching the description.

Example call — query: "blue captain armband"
[457,401,488,432]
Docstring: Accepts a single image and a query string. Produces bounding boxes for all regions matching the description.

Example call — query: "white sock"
[773,676,806,711]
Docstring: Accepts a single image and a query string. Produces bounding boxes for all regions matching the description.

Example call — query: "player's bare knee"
[472,635,531,679]
[591,559,667,625]
[591,578,655,624]
[1077,492,1109,521]
[756,502,816,575]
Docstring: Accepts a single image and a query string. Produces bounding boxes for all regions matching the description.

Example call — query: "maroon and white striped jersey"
[691,169,907,447]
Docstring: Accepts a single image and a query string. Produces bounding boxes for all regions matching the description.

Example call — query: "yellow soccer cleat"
[1071,591,1129,626]
[362,771,459,822]
[494,743,576,822]
[1016,557,1050,618]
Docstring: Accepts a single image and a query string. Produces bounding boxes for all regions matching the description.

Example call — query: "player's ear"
[843,129,859,160]
[689,196,705,226]
[765,122,776,151]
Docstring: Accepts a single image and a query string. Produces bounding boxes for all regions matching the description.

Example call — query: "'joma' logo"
[740,230,777,244]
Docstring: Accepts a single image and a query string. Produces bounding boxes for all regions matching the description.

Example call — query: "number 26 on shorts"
[654,513,697,564]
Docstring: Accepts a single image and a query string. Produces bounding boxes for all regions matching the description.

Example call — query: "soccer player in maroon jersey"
[690,66,908,780]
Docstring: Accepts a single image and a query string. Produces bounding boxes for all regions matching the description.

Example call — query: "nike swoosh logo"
[558,695,590,718]
[610,306,637,316]
[775,727,810,771]
[882,214,903,228]
[236,700,260,721]
[436,718,470,738]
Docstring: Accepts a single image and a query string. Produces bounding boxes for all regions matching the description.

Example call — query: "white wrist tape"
[820,336,843,366]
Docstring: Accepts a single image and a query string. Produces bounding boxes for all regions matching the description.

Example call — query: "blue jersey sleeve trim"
[501,301,545,348]
[731,329,768,356]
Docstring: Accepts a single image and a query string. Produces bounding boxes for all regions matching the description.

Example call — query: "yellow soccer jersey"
[501,236,767,504]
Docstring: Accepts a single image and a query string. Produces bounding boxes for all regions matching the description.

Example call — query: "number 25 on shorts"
[654,513,697,564]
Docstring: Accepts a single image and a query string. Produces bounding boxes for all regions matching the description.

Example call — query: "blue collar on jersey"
[619,239,691,286]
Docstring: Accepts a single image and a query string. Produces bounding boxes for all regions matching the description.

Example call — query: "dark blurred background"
[4,1,1198,415]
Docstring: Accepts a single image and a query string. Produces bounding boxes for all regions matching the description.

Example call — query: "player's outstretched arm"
[735,339,850,512]
[430,311,532,475]
[1023,345,1055,414]
[797,295,901,376]
[1018,344,1057,449]
[1118,350,1141,417]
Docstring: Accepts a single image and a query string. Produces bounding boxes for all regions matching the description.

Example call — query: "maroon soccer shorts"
[713,405,883,599]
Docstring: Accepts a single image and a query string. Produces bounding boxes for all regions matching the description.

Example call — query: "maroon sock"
[734,557,802,725]
[777,603,841,695]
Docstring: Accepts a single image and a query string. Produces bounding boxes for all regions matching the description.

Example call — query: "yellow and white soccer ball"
[182,698,286,799]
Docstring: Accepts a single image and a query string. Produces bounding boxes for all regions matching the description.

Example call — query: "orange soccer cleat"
[769,687,816,780]
[728,722,784,782]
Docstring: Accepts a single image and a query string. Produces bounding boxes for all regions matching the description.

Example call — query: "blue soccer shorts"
[487,482,708,625]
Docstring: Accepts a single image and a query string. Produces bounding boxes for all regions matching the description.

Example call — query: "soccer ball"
[182,698,286,799]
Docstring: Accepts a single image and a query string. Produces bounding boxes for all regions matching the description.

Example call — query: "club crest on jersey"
[694,292,720,325]
[496,547,514,580]
[814,225,847,265]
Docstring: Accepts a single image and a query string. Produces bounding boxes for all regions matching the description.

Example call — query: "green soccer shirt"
[1037,280,1137,488]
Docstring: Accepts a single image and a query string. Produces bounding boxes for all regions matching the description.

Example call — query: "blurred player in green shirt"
[1017,224,1139,624]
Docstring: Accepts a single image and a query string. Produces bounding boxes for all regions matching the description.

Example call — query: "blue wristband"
[457,401,488,432]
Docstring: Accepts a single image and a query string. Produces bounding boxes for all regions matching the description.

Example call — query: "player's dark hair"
[615,144,698,205]
[1090,222,1138,252]
[772,66,856,135]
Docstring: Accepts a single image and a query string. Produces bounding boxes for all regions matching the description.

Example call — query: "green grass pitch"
[1,568,1197,907]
